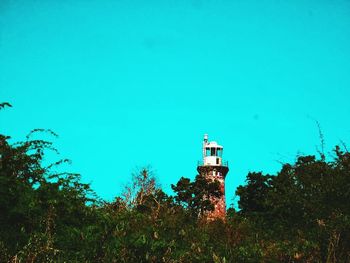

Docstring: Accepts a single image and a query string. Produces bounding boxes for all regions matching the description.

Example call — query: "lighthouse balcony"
[197,159,228,167]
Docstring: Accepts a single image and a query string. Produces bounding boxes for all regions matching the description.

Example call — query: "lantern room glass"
[217,148,223,157]
[205,147,210,156]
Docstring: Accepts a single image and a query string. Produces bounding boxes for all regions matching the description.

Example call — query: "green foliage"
[235,149,350,262]
[171,174,222,218]
[236,172,272,214]
[1,103,350,262]
[0,102,12,110]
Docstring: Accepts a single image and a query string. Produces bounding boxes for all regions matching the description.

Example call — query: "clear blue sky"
[1,0,350,207]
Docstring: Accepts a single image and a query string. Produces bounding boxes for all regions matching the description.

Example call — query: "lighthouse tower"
[197,134,229,219]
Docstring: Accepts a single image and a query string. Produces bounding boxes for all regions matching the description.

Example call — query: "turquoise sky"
[1,0,350,206]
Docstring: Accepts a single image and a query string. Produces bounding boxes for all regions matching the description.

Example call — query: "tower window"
[205,147,210,156]
[217,148,223,157]
[211,148,216,156]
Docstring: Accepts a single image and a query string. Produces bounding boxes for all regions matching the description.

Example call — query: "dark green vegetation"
[1,103,350,262]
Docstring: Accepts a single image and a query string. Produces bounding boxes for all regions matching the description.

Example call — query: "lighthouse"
[197,134,229,219]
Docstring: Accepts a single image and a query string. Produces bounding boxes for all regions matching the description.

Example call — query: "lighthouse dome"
[206,141,223,148]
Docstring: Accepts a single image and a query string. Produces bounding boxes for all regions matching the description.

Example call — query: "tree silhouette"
[1,102,350,262]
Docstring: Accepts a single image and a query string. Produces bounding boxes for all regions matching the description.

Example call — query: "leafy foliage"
[1,104,350,262]
[171,175,222,218]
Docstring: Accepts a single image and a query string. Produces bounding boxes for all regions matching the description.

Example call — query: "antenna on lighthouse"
[203,134,208,161]
[204,134,208,142]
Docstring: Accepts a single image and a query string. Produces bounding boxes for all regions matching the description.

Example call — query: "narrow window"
[205,147,210,156]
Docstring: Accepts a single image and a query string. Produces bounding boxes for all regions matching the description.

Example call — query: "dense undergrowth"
[1,102,349,262]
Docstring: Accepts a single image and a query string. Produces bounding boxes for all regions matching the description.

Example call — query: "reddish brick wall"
[206,171,226,220]
[197,166,229,220]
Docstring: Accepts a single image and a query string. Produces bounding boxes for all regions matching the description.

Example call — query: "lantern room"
[202,134,225,166]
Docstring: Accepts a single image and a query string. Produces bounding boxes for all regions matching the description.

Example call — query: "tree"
[121,167,160,209]
[0,103,98,261]
[235,172,272,214]
[171,174,222,218]
[2,101,350,262]
[235,148,350,261]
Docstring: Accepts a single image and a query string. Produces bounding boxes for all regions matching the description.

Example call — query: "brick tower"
[197,134,229,219]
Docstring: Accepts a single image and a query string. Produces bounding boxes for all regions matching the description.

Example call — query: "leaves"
[172,175,222,218]
[1,102,350,262]
[0,102,12,110]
